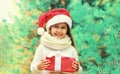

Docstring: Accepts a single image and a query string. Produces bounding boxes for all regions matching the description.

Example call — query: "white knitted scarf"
[40,32,71,50]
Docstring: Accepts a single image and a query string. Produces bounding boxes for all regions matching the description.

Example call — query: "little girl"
[30,8,82,74]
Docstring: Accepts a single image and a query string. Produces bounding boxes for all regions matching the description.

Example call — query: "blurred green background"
[0,0,120,74]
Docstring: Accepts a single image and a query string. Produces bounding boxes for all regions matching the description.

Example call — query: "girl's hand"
[37,59,50,70]
[72,61,79,71]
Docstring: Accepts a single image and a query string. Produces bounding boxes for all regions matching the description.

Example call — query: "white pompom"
[37,28,45,35]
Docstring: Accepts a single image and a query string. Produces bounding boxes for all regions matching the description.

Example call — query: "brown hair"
[66,25,75,47]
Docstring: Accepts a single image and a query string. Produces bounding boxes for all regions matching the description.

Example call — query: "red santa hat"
[37,8,72,35]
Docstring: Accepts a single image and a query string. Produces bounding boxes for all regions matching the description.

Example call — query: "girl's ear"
[47,27,51,35]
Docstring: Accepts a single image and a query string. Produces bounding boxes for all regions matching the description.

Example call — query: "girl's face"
[50,22,68,39]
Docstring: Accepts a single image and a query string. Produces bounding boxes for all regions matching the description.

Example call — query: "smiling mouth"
[55,34,63,37]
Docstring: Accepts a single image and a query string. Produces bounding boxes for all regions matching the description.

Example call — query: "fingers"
[72,61,79,71]
[38,59,50,70]
[41,59,50,69]
[41,59,50,65]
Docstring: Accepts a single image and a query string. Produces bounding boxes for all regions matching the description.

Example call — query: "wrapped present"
[45,56,76,72]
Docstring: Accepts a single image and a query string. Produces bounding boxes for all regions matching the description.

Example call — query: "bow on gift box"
[45,52,76,72]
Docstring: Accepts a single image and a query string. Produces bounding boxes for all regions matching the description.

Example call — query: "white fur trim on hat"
[46,15,72,31]
[37,28,45,35]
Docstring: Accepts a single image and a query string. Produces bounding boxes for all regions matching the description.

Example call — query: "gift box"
[45,56,76,72]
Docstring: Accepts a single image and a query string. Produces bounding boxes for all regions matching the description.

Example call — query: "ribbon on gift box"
[45,52,76,72]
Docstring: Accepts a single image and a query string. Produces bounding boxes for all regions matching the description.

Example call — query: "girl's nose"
[57,28,62,32]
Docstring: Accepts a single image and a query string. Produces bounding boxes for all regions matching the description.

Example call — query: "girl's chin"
[56,37,62,39]
[55,36,63,39]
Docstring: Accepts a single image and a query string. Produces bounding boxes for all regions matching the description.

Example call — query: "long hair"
[66,25,75,47]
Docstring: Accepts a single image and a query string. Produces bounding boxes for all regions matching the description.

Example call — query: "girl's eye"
[54,26,58,28]
[62,27,67,29]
